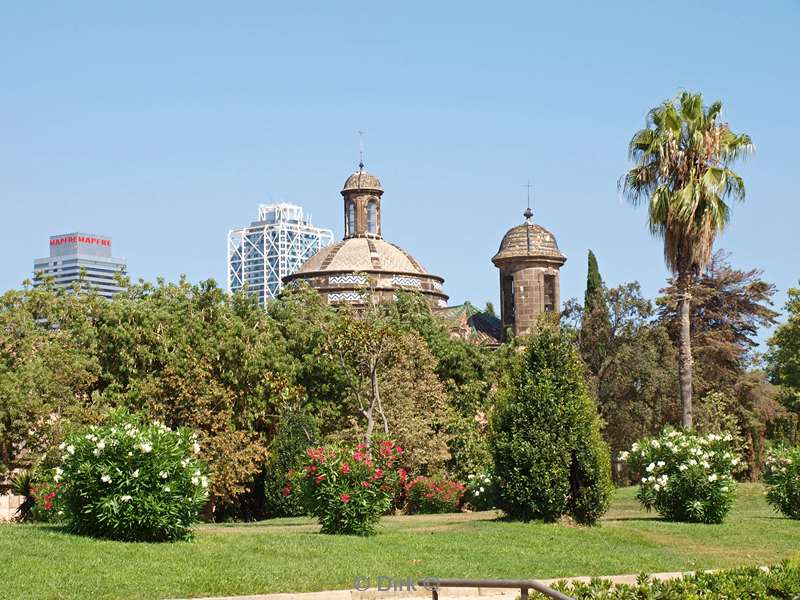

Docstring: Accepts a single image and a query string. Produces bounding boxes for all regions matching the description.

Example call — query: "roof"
[292,237,434,277]
[492,221,566,263]
[438,302,503,346]
[342,168,383,193]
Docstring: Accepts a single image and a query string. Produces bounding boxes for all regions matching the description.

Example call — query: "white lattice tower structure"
[227,203,334,305]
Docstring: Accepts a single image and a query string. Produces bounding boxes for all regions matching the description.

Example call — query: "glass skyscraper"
[33,233,127,299]
[227,203,333,305]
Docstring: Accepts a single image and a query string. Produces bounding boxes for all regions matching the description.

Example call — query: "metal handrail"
[418,578,575,600]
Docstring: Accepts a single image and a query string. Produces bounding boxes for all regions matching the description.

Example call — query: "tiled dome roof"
[492,222,566,263]
[342,169,383,193]
[294,237,427,275]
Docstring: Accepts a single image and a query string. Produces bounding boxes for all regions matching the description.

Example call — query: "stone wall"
[0,494,24,522]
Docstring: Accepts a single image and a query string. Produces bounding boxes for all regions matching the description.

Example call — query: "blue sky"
[1,2,798,343]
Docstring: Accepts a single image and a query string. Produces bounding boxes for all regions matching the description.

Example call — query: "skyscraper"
[33,233,127,299]
[227,203,333,305]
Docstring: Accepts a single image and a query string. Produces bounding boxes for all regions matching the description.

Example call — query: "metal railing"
[418,578,575,600]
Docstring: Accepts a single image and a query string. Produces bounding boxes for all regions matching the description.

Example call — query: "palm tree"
[622,91,753,427]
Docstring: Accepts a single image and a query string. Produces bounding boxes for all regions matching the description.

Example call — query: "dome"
[294,237,427,276]
[492,222,566,264]
[342,168,383,193]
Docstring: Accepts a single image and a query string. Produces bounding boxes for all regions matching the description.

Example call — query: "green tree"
[768,284,800,443]
[622,91,753,427]
[584,250,605,314]
[490,328,612,524]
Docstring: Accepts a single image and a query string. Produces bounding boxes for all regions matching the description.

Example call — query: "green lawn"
[2,484,799,600]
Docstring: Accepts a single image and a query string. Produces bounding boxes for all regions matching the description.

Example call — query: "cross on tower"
[523,180,533,222]
[357,130,365,170]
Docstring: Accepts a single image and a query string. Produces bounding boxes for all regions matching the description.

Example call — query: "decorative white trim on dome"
[433,281,444,291]
[391,275,421,287]
[328,291,363,303]
[328,274,367,286]
[437,300,448,308]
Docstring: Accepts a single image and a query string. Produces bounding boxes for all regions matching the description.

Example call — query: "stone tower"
[492,208,566,339]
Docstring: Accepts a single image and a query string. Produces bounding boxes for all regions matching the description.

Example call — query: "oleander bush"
[548,562,800,599]
[764,445,800,519]
[622,427,739,524]
[405,475,465,514]
[490,328,613,525]
[463,472,497,511]
[292,439,406,535]
[57,410,209,541]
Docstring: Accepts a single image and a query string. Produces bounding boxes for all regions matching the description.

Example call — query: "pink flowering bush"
[623,427,739,524]
[292,439,407,535]
[405,475,465,514]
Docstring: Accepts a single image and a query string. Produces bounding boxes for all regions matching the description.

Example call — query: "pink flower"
[373,468,383,480]
[398,468,408,482]
[341,494,350,503]
[341,462,350,474]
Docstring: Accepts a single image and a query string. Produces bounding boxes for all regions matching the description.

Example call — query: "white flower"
[631,443,640,452]
[192,476,200,485]
[689,458,697,466]
[479,486,485,492]
[192,442,201,454]
[708,474,718,482]
[723,433,733,441]
[641,477,647,483]
[200,476,208,489]
[120,495,132,502]
[163,486,171,492]
[654,483,661,491]
[473,490,480,497]
[701,461,710,469]
[127,452,133,457]
[58,442,66,451]
[468,474,474,480]
[657,461,665,467]
[96,440,106,451]
[66,444,75,455]
[651,440,660,449]
[132,469,139,478]
[101,474,112,484]
[139,442,152,454]
[159,471,168,479]
[646,463,655,473]
[721,486,728,492]
[619,451,629,461]
[731,458,740,466]
[678,464,688,472]
[180,459,189,468]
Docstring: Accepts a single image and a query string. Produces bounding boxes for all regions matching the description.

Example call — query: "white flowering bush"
[57,410,208,541]
[622,427,739,524]
[464,472,497,511]
[764,446,800,519]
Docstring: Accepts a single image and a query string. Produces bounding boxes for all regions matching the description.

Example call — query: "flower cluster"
[57,409,209,541]
[623,427,739,523]
[405,475,465,514]
[30,480,64,522]
[763,445,800,519]
[291,438,407,535]
[464,472,497,511]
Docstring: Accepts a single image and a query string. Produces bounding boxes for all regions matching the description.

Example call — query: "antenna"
[357,130,365,170]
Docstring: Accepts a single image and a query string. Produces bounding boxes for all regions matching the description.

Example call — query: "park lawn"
[2,484,799,600]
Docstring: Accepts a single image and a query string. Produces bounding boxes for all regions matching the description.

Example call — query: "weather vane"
[523,180,533,222]
[357,130,365,170]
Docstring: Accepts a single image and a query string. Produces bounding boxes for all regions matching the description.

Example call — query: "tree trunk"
[677,270,694,428]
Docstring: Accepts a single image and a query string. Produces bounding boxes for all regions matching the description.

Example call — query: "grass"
[2,484,799,600]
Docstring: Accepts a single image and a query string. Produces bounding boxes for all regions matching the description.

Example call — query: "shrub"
[463,472,497,511]
[490,328,613,525]
[552,561,800,599]
[292,439,405,535]
[405,475,464,514]
[764,445,800,519]
[30,479,65,523]
[263,410,317,518]
[57,410,209,541]
[622,427,738,524]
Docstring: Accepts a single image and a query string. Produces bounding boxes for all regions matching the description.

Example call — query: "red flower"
[361,481,371,488]
[396,446,404,454]
[398,468,408,482]
[282,485,291,497]
[373,468,383,480]
[315,474,326,484]
[340,494,350,503]
[341,462,350,474]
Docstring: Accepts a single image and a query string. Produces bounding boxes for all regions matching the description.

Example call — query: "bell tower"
[342,162,384,239]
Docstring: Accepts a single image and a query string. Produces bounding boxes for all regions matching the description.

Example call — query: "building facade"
[33,233,127,299]
[284,164,448,308]
[492,208,566,339]
[227,203,334,305]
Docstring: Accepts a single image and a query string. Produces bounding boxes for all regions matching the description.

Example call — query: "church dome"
[294,237,427,276]
[342,169,383,193]
[492,221,566,264]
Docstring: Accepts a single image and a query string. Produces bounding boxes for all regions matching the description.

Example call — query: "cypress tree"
[584,250,605,314]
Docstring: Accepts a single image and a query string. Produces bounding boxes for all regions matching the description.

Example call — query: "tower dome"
[342,168,383,193]
[492,209,566,339]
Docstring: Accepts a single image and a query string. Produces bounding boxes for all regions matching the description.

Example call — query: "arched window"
[346,201,356,236]
[367,200,377,235]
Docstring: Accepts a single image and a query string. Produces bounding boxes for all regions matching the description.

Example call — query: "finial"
[357,130,365,170]
[523,180,533,223]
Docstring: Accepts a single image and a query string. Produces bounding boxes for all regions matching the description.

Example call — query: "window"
[367,200,377,234]
[502,274,515,325]
[346,201,356,236]
[544,274,556,312]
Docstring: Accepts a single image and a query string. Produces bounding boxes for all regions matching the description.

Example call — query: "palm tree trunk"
[677,270,693,428]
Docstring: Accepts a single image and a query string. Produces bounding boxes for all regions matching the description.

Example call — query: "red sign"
[50,235,111,248]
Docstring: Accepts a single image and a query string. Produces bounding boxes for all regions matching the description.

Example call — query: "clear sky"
[2,2,798,343]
